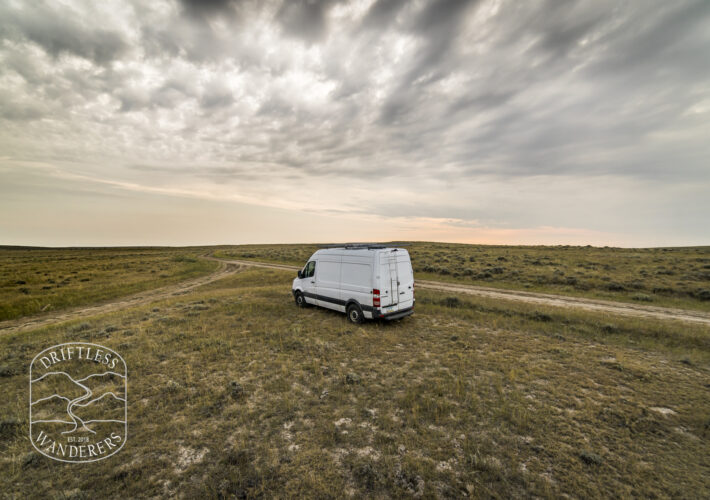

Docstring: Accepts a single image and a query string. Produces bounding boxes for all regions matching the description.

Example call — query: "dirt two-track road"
[1,256,709,335]
[0,261,241,335]
[213,258,710,326]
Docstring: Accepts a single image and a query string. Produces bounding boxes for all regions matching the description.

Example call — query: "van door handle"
[310,280,315,284]
[400,291,405,294]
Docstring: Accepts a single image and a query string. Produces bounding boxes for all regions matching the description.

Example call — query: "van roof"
[314,247,408,256]
[320,244,387,249]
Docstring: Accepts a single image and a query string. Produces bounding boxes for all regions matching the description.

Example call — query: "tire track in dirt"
[415,280,710,326]
[211,258,710,326]
[0,262,241,335]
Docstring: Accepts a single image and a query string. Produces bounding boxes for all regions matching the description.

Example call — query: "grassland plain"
[1,265,709,498]
[212,243,710,312]
[0,247,218,321]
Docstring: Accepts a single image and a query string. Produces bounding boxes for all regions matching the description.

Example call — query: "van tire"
[294,291,307,308]
[347,303,364,324]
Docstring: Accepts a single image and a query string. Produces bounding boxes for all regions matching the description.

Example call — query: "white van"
[292,245,415,323]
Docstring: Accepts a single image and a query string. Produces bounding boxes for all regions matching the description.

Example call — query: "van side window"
[304,261,316,278]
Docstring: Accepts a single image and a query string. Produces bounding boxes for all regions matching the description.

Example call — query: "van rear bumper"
[375,307,414,321]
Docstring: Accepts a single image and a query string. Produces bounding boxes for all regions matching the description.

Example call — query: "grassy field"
[1,261,709,498]
[0,247,218,321]
[213,242,710,311]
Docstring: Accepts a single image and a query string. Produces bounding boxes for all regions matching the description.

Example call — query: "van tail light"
[413,282,415,298]
[372,289,380,307]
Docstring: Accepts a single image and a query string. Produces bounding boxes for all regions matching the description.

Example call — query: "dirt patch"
[175,445,208,473]
[650,407,677,416]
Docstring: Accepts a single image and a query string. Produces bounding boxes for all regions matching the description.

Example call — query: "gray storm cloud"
[0,0,709,246]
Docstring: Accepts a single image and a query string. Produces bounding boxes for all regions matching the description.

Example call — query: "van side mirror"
[297,270,303,279]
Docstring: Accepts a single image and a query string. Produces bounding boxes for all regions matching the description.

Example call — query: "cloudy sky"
[1,0,708,247]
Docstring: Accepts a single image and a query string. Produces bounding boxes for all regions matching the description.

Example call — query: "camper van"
[292,245,415,323]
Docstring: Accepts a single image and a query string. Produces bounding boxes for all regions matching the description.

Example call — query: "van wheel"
[294,291,307,308]
[347,304,364,324]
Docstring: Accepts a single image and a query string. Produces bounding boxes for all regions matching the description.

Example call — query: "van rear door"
[396,252,414,308]
[379,250,397,307]
[379,248,414,312]
[379,249,414,310]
